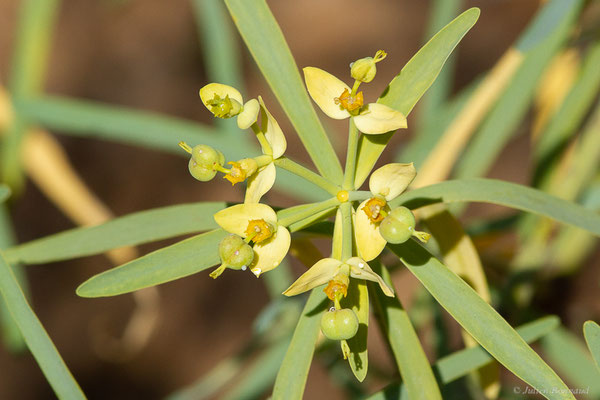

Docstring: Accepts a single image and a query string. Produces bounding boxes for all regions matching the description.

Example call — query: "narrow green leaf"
[192,0,247,142]
[0,204,27,351]
[0,185,10,202]
[353,8,480,188]
[272,289,328,399]
[390,240,574,399]
[399,77,480,168]
[583,321,600,373]
[166,357,242,400]
[2,0,60,189]
[76,229,227,298]
[438,316,560,384]
[415,0,462,133]
[535,41,600,163]
[16,96,327,203]
[5,202,225,265]
[367,316,560,399]
[370,263,442,400]
[224,0,343,183]
[391,178,600,236]
[223,337,290,400]
[541,327,600,397]
[0,252,86,399]
[340,280,369,382]
[192,0,242,91]
[14,96,252,159]
[455,0,583,180]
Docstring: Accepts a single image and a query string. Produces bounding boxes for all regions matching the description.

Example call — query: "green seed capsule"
[191,144,221,168]
[188,159,217,182]
[219,234,254,270]
[379,206,416,244]
[320,308,359,340]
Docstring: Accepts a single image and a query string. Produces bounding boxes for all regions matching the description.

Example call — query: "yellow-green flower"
[282,257,393,297]
[244,96,287,203]
[355,163,416,261]
[214,203,290,277]
[303,67,407,134]
[199,83,260,129]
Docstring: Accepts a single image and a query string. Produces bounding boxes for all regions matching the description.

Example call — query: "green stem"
[274,157,340,196]
[347,190,371,202]
[342,120,360,190]
[340,202,353,260]
[251,123,273,156]
[277,197,339,227]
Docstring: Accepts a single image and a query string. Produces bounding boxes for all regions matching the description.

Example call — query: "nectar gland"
[362,197,388,223]
[244,219,274,243]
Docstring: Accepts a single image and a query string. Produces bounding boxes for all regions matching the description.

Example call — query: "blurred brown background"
[2,0,598,399]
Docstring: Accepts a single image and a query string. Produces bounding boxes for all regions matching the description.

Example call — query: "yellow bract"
[303,66,407,134]
[214,204,290,277]
[355,163,417,261]
[199,83,243,119]
[243,97,287,203]
[237,99,260,129]
[369,163,416,200]
[283,257,393,297]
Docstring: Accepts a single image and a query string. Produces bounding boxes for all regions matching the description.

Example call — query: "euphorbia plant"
[3,1,600,399]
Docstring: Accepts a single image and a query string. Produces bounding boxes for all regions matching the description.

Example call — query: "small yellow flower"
[283,257,393,297]
[335,88,363,112]
[355,163,416,261]
[223,158,258,185]
[303,66,407,134]
[362,197,388,223]
[323,273,349,301]
[214,203,290,277]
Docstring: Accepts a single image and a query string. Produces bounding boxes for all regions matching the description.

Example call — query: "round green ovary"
[320,308,359,340]
[219,234,254,269]
[188,159,217,181]
[379,206,416,244]
[192,144,221,167]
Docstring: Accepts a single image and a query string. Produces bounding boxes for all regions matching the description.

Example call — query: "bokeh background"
[1,0,599,399]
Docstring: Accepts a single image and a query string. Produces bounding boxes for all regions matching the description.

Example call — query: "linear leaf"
[15,96,251,160]
[16,96,327,203]
[541,327,600,397]
[369,263,442,400]
[583,321,600,373]
[2,0,60,189]
[0,252,86,399]
[76,229,227,298]
[193,0,242,91]
[0,185,10,202]
[272,289,328,400]
[390,240,574,399]
[223,338,290,400]
[224,0,343,183]
[5,202,225,265]
[455,0,583,180]
[340,279,369,382]
[535,40,600,163]
[391,178,600,236]
[353,8,479,188]
[367,316,560,399]
[415,0,462,133]
[0,204,27,352]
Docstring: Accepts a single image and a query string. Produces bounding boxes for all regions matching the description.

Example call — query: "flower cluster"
[183,50,430,356]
